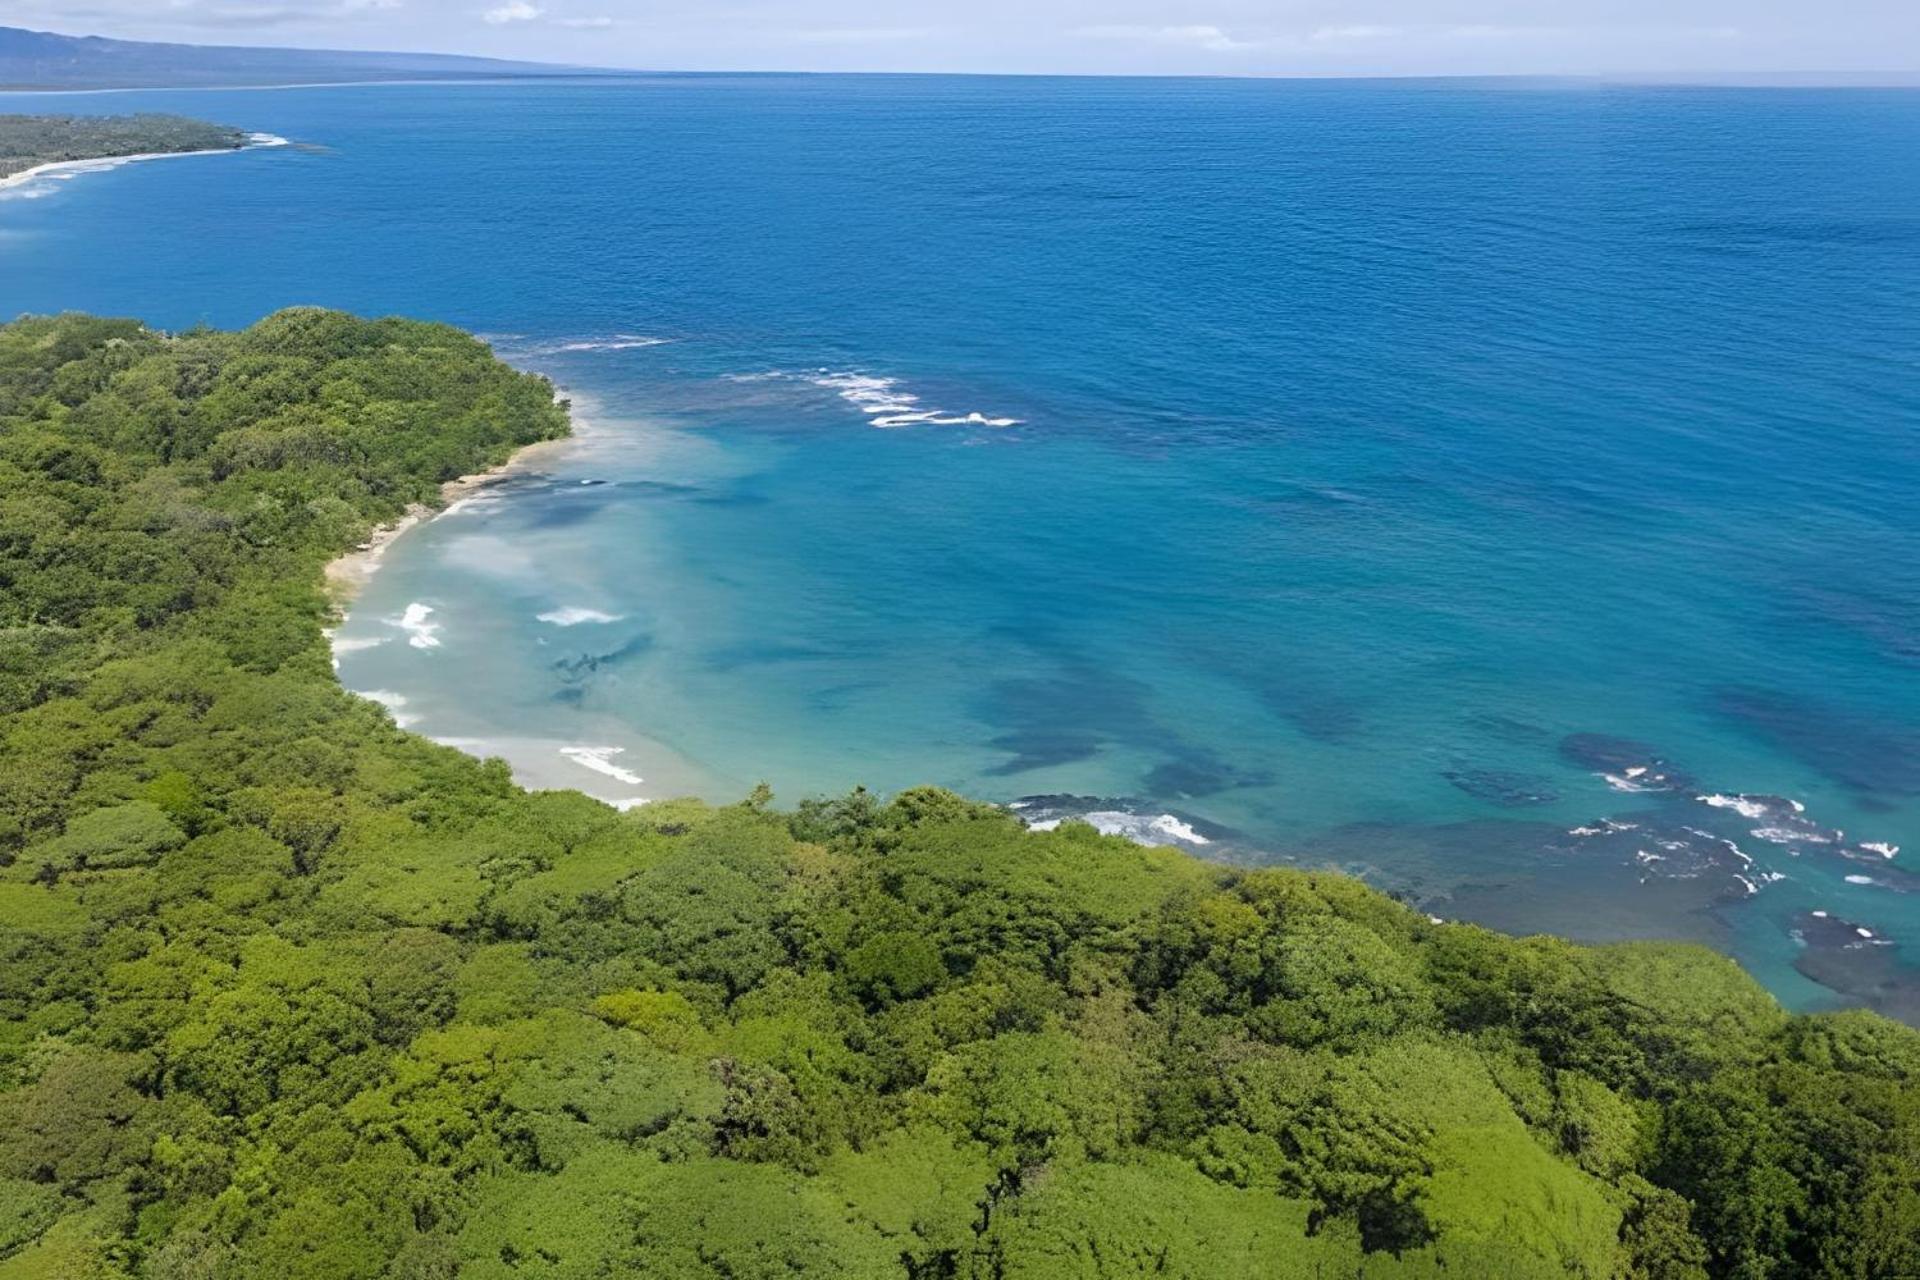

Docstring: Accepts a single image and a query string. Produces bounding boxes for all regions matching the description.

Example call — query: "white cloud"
[1309,25,1403,43]
[788,26,940,44]
[1080,24,1254,53]
[482,0,541,22]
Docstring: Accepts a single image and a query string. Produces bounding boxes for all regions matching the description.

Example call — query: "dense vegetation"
[0,115,245,180]
[0,310,1915,1279]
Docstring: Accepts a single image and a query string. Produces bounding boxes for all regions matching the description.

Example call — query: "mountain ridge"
[0,24,623,89]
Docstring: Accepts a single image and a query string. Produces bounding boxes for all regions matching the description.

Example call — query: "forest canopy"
[0,310,1914,1279]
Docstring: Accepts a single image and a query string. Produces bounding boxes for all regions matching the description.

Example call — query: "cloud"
[1079,24,1254,53]
[482,0,541,22]
[787,27,943,44]
[1308,25,1403,43]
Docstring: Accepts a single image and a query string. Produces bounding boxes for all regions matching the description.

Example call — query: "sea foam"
[387,602,443,650]
[1025,808,1209,847]
[538,606,625,626]
[498,334,671,356]
[806,371,1021,429]
[558,745,644,786]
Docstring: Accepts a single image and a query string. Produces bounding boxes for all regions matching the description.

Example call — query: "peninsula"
[0,113,248,182]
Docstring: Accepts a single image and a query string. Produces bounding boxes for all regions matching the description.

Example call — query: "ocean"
[4,74,1917,1016]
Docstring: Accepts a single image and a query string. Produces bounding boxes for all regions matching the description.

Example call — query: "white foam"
[558,745,644,786]
[1698,793,1774,820]
[1734,874,1758,896]
[1861,841,1900,859]
[441,493,504,517]
[1603,773,1657,793]
[1857,926,1875,939]
[1148,814,1211,845]
[1683,827,1753,865]
[552,335,670,353]
[1022,810,1209,846]
[1845,874,1877,885]
[1752,825,1835,846]
[806,371,1021,430]
[1083,810,1209,845]
[537,606,624,627]
[330,635,388,655]
[386,602,443,650]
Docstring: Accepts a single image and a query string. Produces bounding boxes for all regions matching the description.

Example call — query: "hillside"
[0,309,1914,1278]
[0,25,613,90]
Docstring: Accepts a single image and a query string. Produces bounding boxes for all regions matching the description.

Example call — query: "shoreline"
[319,392,721,812]
[322,428,576,606]
[0,132,289,195]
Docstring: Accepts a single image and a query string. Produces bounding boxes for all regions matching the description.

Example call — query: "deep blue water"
[5,76,1919,1015]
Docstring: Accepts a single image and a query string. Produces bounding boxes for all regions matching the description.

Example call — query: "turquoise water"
[4,76,1919,1015]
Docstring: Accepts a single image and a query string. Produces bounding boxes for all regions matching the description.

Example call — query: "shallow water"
[4,75,1918,1015]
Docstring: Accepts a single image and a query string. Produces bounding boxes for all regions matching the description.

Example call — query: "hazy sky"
[18,0,1920,76]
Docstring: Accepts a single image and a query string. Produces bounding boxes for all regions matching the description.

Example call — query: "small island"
[0,112,248,181]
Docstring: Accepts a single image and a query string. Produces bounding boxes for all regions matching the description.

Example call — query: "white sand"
[0,134,287,195]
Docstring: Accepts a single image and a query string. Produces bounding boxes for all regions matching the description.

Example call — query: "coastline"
[0,132,288,195]
[323,429,575,606]
[319,389,723,811]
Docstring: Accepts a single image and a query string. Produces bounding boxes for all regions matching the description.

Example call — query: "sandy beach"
[322,430,576,605]
[319,391,722,810]
[0,133,288,194]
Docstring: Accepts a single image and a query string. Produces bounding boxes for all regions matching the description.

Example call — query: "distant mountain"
[0,25,619,90]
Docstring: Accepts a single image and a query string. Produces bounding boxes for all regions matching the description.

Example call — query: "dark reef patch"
[1443,768,1559,808]
[1143,748,1274,799]
[1558,732,1694,791]
[976,665,1163,777]
[702,642,839,672]
[983,730,1102,776]
[551,634,655,685]
[1711,685,1920,796]
[1790,908,1920,1023]
[1259,688,1364,745]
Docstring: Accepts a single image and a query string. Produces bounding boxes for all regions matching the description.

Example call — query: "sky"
[13,0,1920,77]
